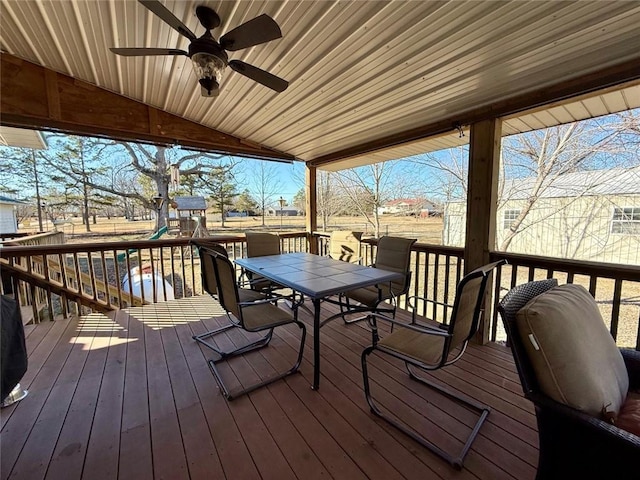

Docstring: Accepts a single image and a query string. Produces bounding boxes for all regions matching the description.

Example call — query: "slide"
[116,225,168,262]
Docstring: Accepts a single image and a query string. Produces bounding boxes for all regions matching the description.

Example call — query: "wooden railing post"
[466,118,502,344]
[306,164,318,254]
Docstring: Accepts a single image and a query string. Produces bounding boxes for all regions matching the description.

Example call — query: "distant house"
[444,166,640,265]
[0,195,24,234]
[378,198,442,216]
[266,207,299,216]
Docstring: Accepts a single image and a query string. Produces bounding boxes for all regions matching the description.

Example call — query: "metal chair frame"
[204,249,306,400]
[191,242,264,351]
[361,259,506,469]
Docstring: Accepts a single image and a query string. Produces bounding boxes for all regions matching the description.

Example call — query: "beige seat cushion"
[516,283,629,420]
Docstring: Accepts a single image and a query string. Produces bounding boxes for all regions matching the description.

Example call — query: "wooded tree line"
[0,135,289,231]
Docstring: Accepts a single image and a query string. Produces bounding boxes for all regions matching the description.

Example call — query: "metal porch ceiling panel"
[321,82,640,172]
[1,0,640,165]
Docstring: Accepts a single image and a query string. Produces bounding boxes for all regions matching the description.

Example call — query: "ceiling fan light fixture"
[199,76,219,96]
[191,52,225,85]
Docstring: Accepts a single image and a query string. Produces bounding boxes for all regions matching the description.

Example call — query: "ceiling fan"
[110,0,289,97]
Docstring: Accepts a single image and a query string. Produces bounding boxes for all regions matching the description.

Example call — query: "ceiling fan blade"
[201,85,219,98]
[139,0,196,41]
[229,60,288,92]
[110,47,188,56]
[220,14,282,51]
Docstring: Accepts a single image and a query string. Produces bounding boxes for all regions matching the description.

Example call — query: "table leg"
[312,298,321,390]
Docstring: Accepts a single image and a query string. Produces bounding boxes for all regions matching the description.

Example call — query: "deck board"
[1,295,539,480]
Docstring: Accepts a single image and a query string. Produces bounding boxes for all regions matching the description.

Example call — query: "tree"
[37,136,225,229]
[292,188,306,215]
[42,136,109,232]
[416,111,639,253]
[200,162,239,228]
[247,161,284,226]
[498,120,626,251]
[234,190,258,215]
[0,147,51,231]
[335,162,398,237]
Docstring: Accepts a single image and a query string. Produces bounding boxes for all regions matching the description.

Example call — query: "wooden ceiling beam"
[309,58,640,167]
[0,53,295,163]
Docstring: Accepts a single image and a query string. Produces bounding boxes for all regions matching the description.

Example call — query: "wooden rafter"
[0,53,296,163]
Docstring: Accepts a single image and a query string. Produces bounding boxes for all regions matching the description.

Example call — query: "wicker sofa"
[498,279,640,479]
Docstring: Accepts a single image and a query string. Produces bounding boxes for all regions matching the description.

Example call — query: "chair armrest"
[622,349,640,390]
[406,295,452,328]
[368,313,450,338]
[239,294,290,308]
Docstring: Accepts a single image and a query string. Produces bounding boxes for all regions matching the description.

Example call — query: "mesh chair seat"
[238,288,266,303]
[378,327,448,365]
[241,301,299,331]
[344,283,389,307]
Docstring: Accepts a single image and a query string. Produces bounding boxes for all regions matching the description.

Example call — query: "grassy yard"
[22,214,445,244]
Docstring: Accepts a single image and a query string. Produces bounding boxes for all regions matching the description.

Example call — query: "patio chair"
[328,230,362,264]
[361,259,506,469]
[206,250,306,400]
[191,242,264,351]
[338,236,416,324]
[499,280,640,479]
[243,232,283,294]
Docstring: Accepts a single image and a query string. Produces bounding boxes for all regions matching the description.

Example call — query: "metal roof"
[1,1,640,170]
[0,126,47,149]
[0,195,25,204]
[503,166,640,200]
[174,195,207,210]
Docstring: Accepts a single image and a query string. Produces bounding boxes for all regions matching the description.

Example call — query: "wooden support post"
[305,164,318,254]
[465,118,501,344]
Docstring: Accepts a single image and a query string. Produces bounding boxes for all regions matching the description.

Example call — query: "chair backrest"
[374,236,417,296]
[329,230,362,263]
[194,243,229,297]
[445,260,507,357]
[497,278,558,395]
[210,251,244,326]
[245,232,281,257]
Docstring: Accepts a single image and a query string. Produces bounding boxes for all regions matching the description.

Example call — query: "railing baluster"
[113,249,123,308]
[170,246,178,296]
[180,245,187,298]
[432,254,440,321]
[610,279,622,340]
[589,275,598,297]
[149,248,157,303]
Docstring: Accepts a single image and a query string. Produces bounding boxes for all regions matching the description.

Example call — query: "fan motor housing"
[188,37,228,65]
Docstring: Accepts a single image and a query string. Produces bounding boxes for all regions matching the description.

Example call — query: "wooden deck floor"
[1,296,538,480]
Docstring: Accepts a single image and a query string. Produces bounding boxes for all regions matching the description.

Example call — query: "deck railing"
[2,231,639,350]
[316,233,640,350]
[490,252,640,350]
[0,232,309,323]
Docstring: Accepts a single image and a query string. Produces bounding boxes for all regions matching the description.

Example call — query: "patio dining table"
[235,252,403,390]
